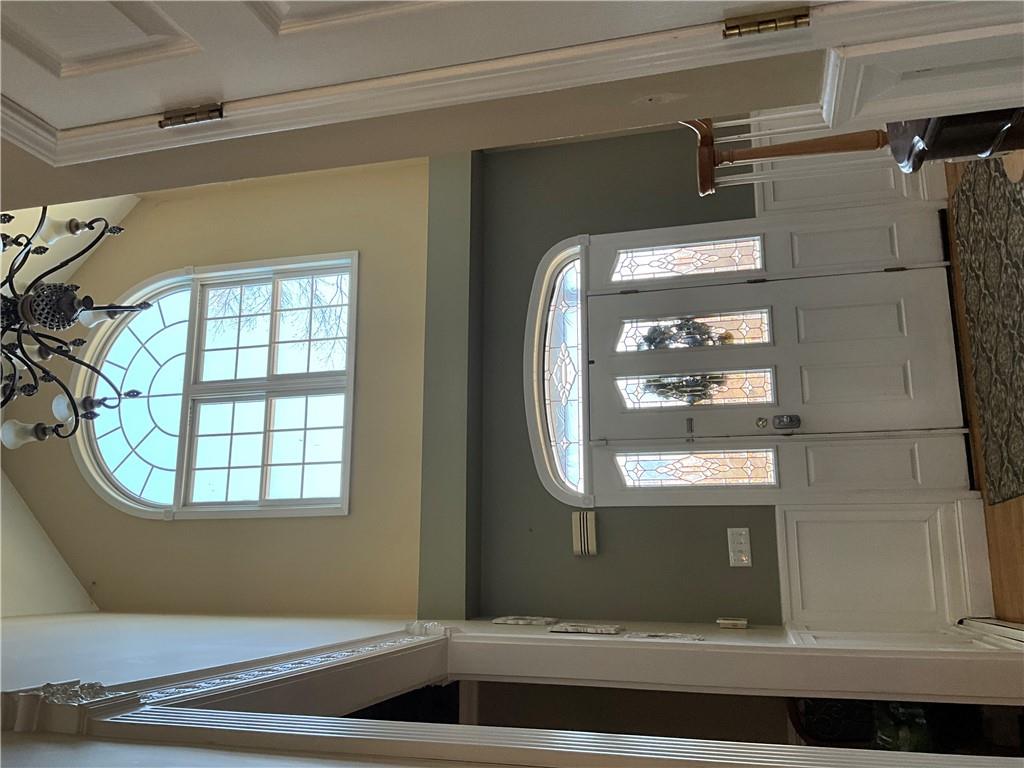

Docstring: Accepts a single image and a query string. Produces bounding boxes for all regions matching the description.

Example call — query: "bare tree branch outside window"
[204,274,348,374]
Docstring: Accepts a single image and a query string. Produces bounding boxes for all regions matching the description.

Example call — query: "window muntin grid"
[616,310,771,352]
[611,236,763,282]
[273,273,350,375]
[616,369,775,409]
[615,449,778,487]
[93,287,192,506]
[199,272,350,381]
[542,258,584,494]
[86,259,354,516]
[190,394,345,504]
[201,282,272,381]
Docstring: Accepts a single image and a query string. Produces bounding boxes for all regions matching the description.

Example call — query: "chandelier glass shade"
[1,207,150,449]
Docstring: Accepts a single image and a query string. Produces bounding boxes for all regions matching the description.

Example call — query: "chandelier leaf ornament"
[1,207,151,449]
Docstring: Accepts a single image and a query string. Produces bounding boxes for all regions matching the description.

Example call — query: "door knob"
[772,414,801,429]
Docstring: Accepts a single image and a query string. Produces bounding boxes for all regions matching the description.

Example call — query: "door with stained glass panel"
[587,268,962,440]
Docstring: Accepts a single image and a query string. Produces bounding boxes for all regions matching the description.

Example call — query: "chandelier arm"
[9,335,40,397]
[28,328,124,407]
[7,347,40,392]
[1,350,20,407]
[3,239,34,298]
[23,217,110,295]
[28,330,71,352]
[89,303,150,312]
[16,328,80,438]
[1,207,48,298]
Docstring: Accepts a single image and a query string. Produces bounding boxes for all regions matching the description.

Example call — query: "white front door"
[588,267,962,440]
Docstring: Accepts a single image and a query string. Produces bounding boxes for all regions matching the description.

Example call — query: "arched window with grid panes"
[73,254,357,520]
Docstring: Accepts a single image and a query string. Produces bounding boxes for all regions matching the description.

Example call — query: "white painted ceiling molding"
[0,1,201,79]
[1,1,1021,167]
[245,1,443,37]
[822,22,1024,129]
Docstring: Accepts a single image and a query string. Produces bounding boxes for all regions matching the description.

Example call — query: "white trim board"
[93,708,1023,768]
[776,500,994,633]
[5,620,1020,767]
[3,2,1021,166]
[822,23,1024,130]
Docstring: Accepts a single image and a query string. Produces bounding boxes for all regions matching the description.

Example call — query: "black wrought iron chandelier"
[1,207,151,449]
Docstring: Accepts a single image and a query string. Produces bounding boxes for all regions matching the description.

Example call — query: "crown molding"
[2,1,1021,167]
[1,96,58,160]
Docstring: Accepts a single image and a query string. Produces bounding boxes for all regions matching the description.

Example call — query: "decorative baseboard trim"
[138,633,430,706]
[0,629,443,735]
[4,2,1020,167]
[1,680,135,735]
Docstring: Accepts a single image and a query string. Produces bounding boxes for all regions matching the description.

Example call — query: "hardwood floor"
[984,497,1024,623]
[945,161,1024,623]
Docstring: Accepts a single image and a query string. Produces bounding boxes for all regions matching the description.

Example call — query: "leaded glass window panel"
[611,236,763,282]
[616,450,778,487]
[543,258,584,494]
[93,287,191,505]
[616,369,774,409]
[617,310,771,352]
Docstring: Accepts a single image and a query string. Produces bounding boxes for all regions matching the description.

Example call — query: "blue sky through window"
[94,287,191,505]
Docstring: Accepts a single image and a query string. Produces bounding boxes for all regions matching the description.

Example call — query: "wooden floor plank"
[985,497,1024,623]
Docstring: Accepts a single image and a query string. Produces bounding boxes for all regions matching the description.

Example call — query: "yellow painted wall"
[1,159,428,616]
[1,472,98,617]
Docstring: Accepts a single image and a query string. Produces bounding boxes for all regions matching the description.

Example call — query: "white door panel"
[777,502,984,631]
[590,432,970,507]
[588,204,944,293]
[588,268,962,439]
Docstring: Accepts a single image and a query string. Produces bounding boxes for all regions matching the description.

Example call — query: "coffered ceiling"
[1,1,747,130]
[2,1,1019,172]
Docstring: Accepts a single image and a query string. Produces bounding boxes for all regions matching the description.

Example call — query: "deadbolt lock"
[756,417,769,428]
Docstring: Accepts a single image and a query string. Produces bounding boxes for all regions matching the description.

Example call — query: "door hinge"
[723,6,809,38]
[159,103,224,129]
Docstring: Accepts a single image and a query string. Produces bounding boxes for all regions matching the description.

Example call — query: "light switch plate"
[727,527,752,567]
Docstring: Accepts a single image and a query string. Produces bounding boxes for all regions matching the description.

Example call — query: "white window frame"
[523,236,593,508]
[69,251,358,521]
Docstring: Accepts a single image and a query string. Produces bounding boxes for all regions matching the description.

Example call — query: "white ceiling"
[1,1,764,130]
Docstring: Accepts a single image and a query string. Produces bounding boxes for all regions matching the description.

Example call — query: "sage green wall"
[418,153,483,619]
[479,129,782,624]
